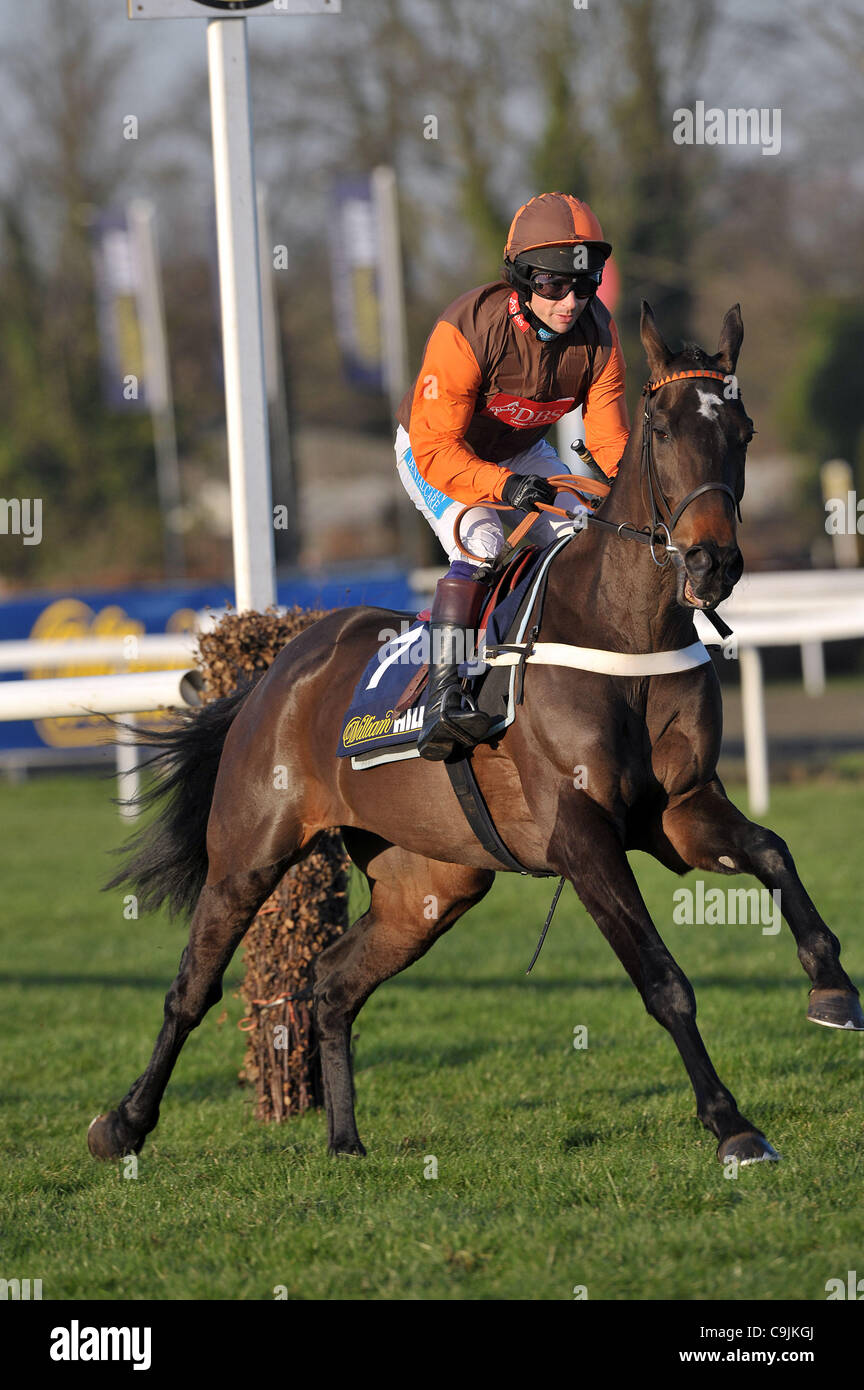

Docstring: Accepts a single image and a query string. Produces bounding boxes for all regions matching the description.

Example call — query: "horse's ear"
[640,300,672,377]
[716,304,743,373]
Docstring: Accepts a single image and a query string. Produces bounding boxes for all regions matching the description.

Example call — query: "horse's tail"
[104,677,263,919]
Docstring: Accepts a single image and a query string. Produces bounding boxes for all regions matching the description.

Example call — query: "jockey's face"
[528,287,589,334]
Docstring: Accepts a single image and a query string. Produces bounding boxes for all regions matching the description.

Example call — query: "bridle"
[451,367,744,637]
[585,368,742,568]
[641,368,742,556]
[578,369,743,636]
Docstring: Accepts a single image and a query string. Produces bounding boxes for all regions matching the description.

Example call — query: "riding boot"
[417,574,497,761]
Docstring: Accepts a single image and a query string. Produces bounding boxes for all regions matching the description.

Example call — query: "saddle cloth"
[336,535,572,770]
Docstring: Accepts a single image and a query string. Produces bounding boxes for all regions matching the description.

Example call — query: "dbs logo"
[481,393,575,429]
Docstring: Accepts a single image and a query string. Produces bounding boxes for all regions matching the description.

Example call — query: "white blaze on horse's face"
[695,387,723,427]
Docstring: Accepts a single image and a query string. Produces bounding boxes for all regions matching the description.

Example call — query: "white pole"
[801,640,826,697]
[0,634,197,671]
[116,717,141,821]
[207,18,276,612]
[821,459,859,569]
[739,646,770,815]
[0,670,202,721]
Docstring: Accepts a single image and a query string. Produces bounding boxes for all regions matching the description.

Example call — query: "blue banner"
[328,175,385,392]
[90,208,149,412]
[0,569,416,753]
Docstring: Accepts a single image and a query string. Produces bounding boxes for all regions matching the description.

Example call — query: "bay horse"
[89,302,863,1168]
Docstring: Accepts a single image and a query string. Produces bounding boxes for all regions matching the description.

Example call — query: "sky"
[0,0,858,195]
[0,0,859,271]
[0,0,334,188]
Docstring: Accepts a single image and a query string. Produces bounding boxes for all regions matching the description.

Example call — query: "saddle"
[336,536,569,770]
[392,545,543,716]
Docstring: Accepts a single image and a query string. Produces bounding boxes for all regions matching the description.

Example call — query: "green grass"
[1,771,863,1301]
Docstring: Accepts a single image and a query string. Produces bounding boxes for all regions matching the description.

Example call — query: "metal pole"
[127,199,185,578]
[207,18,276,612]
[739,645,770,814]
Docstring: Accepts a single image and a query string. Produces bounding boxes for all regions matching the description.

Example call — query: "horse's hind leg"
[314,835,493,1156]
[660,779,864,1030]
[88,860,292,1159]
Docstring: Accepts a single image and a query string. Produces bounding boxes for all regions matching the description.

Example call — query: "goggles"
[528,268,603,301]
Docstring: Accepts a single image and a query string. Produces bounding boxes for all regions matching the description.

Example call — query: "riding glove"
[501,473,557,511]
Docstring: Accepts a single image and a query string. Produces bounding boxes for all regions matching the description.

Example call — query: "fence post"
[801,640,826,697]
[739,645,770,814]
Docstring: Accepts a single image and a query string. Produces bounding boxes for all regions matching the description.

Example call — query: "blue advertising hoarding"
[0,569,416,753]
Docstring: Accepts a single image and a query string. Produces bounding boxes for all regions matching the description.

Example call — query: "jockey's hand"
[501,473,557,511]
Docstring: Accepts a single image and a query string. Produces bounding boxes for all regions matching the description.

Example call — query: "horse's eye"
[653,428,670,442]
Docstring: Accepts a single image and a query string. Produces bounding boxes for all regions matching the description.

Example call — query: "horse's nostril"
[724,548,744,585]
[685,546,713,579]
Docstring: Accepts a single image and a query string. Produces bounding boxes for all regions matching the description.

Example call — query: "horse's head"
[639,301,754,612]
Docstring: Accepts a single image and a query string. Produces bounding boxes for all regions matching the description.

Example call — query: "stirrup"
[418,684,495,761]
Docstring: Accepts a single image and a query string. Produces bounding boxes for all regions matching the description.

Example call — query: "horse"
[88,301,863,1169]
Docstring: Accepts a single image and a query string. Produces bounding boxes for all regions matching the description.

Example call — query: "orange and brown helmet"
[504,192,612,278]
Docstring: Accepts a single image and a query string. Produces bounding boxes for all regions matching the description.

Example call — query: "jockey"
[395,191,630,761]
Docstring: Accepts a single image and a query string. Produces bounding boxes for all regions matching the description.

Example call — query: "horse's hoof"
[329,1139,367,1157]
[87,1110,143,1160]
[717,1131,780,1166]
[807,988,864,1031]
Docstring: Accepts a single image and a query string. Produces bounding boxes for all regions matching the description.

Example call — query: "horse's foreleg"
[314,840,493,1156]
[661,780,864,1030]
[552,801,777,1163]
[88,862,290,1159]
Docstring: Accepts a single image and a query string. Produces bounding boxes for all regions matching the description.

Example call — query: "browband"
[644,369,729,392]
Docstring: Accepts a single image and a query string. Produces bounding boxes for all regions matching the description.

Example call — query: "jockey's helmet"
[503,192,611,289]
